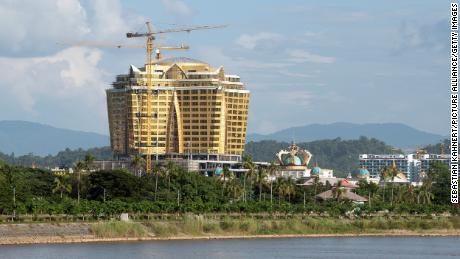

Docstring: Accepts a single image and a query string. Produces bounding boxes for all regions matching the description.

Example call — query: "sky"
[0,0,450,136]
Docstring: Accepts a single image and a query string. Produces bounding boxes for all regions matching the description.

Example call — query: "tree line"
[0,137,401,178]
[0,154,456,219]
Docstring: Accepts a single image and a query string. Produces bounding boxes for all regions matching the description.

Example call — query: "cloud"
[235,32,283,50]
[87,0,132,39]
[0,0,90,56]
[0,47,105,112]
[278,71,315,78]
[160,0,193,18]
[393,19,448,53]
[0,0,142,133]
[196,46,291,72]
[278,90,313,107]
[0,0,142,57]
[286,49,336,64]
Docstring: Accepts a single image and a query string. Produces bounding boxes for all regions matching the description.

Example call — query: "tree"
[220,166,233,199]
[84,154,95,171]
[388,162,400,206]
[380,166,390,203]
[332,180,347,202]
[274,177,285,204]
[418,179,434,204]
[74,160,86,204]
[130,155,145,177]
[165,160,178,192]
[242,156,256,202]
[275,176,296,202]
[226,178,243,201]
[405,185,416,204]
[284,176,296,202]
[428,162,450,204]
[358,180,378,207]
[52,175,71,199]
[255,167,268,201]
[267,162,279,205]
[312,176,321,203]
[154,164,164,201]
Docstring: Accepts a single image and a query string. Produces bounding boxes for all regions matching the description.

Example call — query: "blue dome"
[311,167,321,175]
[358,168,369,176]
[283,155,302,166]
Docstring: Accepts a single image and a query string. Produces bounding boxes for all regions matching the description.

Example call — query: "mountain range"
[247,122,445,148]
[0,120,109,156]
[0,120,445,156]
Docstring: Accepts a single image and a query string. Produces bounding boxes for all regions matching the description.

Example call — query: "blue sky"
[0,0,450,136]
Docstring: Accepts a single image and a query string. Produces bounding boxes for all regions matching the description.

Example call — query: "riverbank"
[2,215,460,245]
[2,229,460,245]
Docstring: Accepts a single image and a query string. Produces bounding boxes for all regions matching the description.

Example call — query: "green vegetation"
[0,137,399,177]
[424,139,449,154]
[91,221,148,238]
[245,137,401,177]
[0,153,457,222]
[84,214,460,238]
[0,146,112,168]
[143,215,460,237]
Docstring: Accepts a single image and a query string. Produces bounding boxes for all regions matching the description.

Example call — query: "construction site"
[99,22,251,175]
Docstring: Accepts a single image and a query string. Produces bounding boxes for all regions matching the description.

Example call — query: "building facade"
[359,153,451,182]
[106,57,250,160]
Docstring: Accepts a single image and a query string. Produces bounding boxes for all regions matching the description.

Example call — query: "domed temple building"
[275,144,334,180]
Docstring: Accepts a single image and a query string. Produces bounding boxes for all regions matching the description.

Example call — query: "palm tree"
[242,156,256,202]
[419,179,434,204]
[274,177,286,204]
[255,168,268,201]
[388,162,400,206]
[284,176,296,202]
[165,160,177,192]
[84,154,95,171]
[366,181,379,207]
[332,180,347,202]
[267,162,279,205]
[130,154,145,177]
[154,164,164,201]
[380,166,390,203]
[226,178,243,201]
[74,160,86,204]
[221,166,233,198]
[312,176,321,203]
[52,175,71,199]
[405,185,416,204]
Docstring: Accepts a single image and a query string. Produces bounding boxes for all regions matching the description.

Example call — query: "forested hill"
[244,137,401,177]
[0,137,440,178]
[0,147,113,168]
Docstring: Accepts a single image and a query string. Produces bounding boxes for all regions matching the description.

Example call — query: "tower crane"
[126,21,226,174]
[57,42,190,57]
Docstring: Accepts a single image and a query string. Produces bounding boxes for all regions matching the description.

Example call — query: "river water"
[1,237,459,259]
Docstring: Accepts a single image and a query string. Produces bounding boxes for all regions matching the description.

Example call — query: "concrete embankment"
[1,222,460,245]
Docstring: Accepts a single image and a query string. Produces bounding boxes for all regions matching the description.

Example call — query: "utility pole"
[177,189,180,207]
[303,191,306,209]
[12,186,16,222]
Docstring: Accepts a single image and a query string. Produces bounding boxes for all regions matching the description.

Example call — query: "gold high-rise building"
[106,57,250,159]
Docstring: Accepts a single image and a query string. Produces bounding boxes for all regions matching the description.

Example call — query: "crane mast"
[126,21,226,174]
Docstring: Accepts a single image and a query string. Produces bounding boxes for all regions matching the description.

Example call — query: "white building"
[359,153,451,182]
